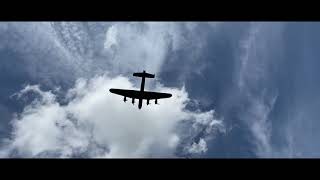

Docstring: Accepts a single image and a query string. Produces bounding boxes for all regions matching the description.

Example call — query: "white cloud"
[0,22,79,84]
[0,74,223,158]
[0,22,217,84]
[188,138,208,154]
[237,23,284,157]
[102,22,183,75]
[0,22,225,158]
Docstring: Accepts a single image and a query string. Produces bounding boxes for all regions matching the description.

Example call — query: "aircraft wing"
[140,91,172,99]
[109,88,172,99]
[109,89,144,99]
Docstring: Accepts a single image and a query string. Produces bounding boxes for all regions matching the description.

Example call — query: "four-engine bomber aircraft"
[109,70,172,109]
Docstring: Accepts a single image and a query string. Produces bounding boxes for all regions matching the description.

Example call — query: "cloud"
[188,138,208,154]
[48,22,185,77]
[102,22,184,75]
[51,22,220,79]
[0,22,227,158]
[236,23,284,157]
[0,22,79,85]
[0,74,223,158]
[0,22,219,85]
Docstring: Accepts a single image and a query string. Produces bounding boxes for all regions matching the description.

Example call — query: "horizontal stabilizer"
[133,71,155,78]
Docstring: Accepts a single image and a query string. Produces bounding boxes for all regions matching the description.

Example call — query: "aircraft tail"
[133,70,155,78]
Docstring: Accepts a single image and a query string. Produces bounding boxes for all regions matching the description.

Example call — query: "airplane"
[109,70,172,109]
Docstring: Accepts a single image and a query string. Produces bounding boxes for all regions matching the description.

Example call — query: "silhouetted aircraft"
[109,70,172,109]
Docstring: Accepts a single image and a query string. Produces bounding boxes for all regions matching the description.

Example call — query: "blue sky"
[0,22,319,158]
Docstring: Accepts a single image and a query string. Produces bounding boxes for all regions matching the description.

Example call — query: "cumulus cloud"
[0,74,223,158]
[0,22,226,158]
[188,138,208,154]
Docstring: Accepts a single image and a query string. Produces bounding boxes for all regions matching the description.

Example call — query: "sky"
[0,22,319,158]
